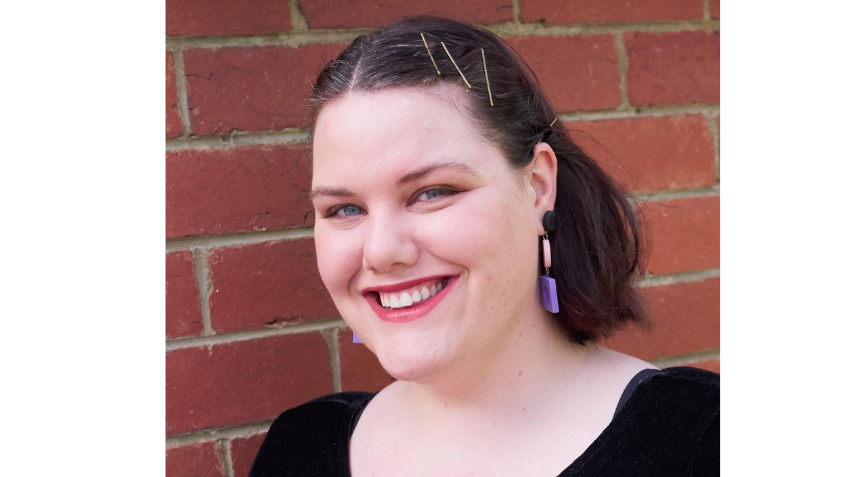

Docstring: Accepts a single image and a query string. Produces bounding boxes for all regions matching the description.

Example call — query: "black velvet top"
[249,366,719,477]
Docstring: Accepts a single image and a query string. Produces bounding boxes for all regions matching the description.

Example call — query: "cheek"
[314,227,361,297]
[419,192,537,283]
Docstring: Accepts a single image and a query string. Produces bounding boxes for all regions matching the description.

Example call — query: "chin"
[374,339,453,383]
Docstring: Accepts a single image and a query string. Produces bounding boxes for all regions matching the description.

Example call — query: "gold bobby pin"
[481,49,493,107]
[537,116,559,144]
[440,41,472,91]
[420,33,441,76]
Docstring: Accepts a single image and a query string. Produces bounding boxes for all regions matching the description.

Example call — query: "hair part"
[308,15,650,344]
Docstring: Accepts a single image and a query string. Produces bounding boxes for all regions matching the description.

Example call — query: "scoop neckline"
[342,368,661,477]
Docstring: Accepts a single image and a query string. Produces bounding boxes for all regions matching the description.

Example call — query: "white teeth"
[376,278,449,309]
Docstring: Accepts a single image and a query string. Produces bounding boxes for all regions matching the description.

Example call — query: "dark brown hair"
[309,16,650,343]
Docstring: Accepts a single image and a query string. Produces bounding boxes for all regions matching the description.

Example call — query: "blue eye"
[335,205,362,217]
[418,189,447,201]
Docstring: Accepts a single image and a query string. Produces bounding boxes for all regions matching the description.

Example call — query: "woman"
[250,16,718,477]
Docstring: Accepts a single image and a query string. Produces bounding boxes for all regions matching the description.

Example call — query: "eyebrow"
[309,161,480,201]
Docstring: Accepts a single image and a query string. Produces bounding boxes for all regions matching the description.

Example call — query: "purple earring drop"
[352,333,362,343]
[540,211,559,313]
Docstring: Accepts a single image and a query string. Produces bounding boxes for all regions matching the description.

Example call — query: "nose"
[362,211,420,273]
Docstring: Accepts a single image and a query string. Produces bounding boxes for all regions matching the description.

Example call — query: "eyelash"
[325,186,459,219]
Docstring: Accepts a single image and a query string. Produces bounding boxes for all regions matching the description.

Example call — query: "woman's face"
[311,85,542,383]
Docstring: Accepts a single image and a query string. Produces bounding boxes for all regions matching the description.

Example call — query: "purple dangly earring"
[540,211,559,313]
[352,333,362,343]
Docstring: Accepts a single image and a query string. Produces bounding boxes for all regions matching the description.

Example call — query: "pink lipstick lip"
[361,274,456,295]
[365,275,458,324]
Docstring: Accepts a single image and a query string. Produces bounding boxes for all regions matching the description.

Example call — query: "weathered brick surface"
[167,51,183,138]
[508,35,621,112]
[338,328,396,392]
[569,115,716,192]
[642,196,720,275]
[166,442,225,477]
[167,0,292,37]
[626,31,720,106]
[603,277,719,360]
[521,0,703,24]
[166,251,204,338]
[166,333,333,435]
[299,0,513,29]
[688,358,720,373]
[166,145,313,239]
[207,239,339,333]
[712,0,720,19]
[184,44,347,135]
[230,433,267,477]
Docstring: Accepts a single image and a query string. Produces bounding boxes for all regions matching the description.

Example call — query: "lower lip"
[366,277,458,324]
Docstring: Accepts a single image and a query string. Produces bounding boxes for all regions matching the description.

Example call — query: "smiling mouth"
[369,277,450,310]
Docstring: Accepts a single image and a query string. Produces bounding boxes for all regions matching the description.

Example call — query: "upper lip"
[360,275,455,295]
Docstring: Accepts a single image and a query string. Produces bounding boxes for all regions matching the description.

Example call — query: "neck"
[398,307,596,427]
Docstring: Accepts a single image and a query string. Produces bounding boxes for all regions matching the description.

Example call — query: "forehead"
[312,86,497,185]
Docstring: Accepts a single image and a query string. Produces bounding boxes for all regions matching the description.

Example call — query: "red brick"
[688,358,720,373]
[569,115,716,192]
[508,35,621,112]
[166,442,225,477]
[166,333,333,435]
[716,115,720,158]
[338,328,396,392]
[626,31,720,106]
[300,0,512,29]
[603,277,719,360]
[712,0,720,19]
[521,0,702,24]
[167,251,204,338]
[166,145,313,238]
[207,239,338,333]
[230,433,266,477]
[184,44,347,135]
[642,195,720,275]
[167,0,292,37]
[167,51,183,138]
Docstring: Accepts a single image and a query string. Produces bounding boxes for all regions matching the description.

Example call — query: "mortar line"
[651,348,720,368]
[220,439,235,477]
[706,114,720,183]
[165,19,720,50]
[614,32,631,110]
[632,184,719,203]
[172,50,193,138]
[166,130,309,151]
[166,318,347,351]
[289,0,308,32]
[167,420,273,448]
[703,0,711,20]
[166,226,314,253]
[191,248,214,336]
[512,0,520,24]
[324,328,342,393]
[639,268,720,288]
[561,104,720,121]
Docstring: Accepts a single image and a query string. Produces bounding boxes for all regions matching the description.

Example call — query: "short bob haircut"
[308,16,650,344]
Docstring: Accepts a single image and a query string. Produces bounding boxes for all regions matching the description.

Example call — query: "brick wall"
[165,1,719,475]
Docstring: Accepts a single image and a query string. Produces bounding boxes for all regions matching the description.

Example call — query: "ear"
[529,142,557,235]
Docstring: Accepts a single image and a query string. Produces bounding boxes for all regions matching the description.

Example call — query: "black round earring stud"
[543,211,556,232]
